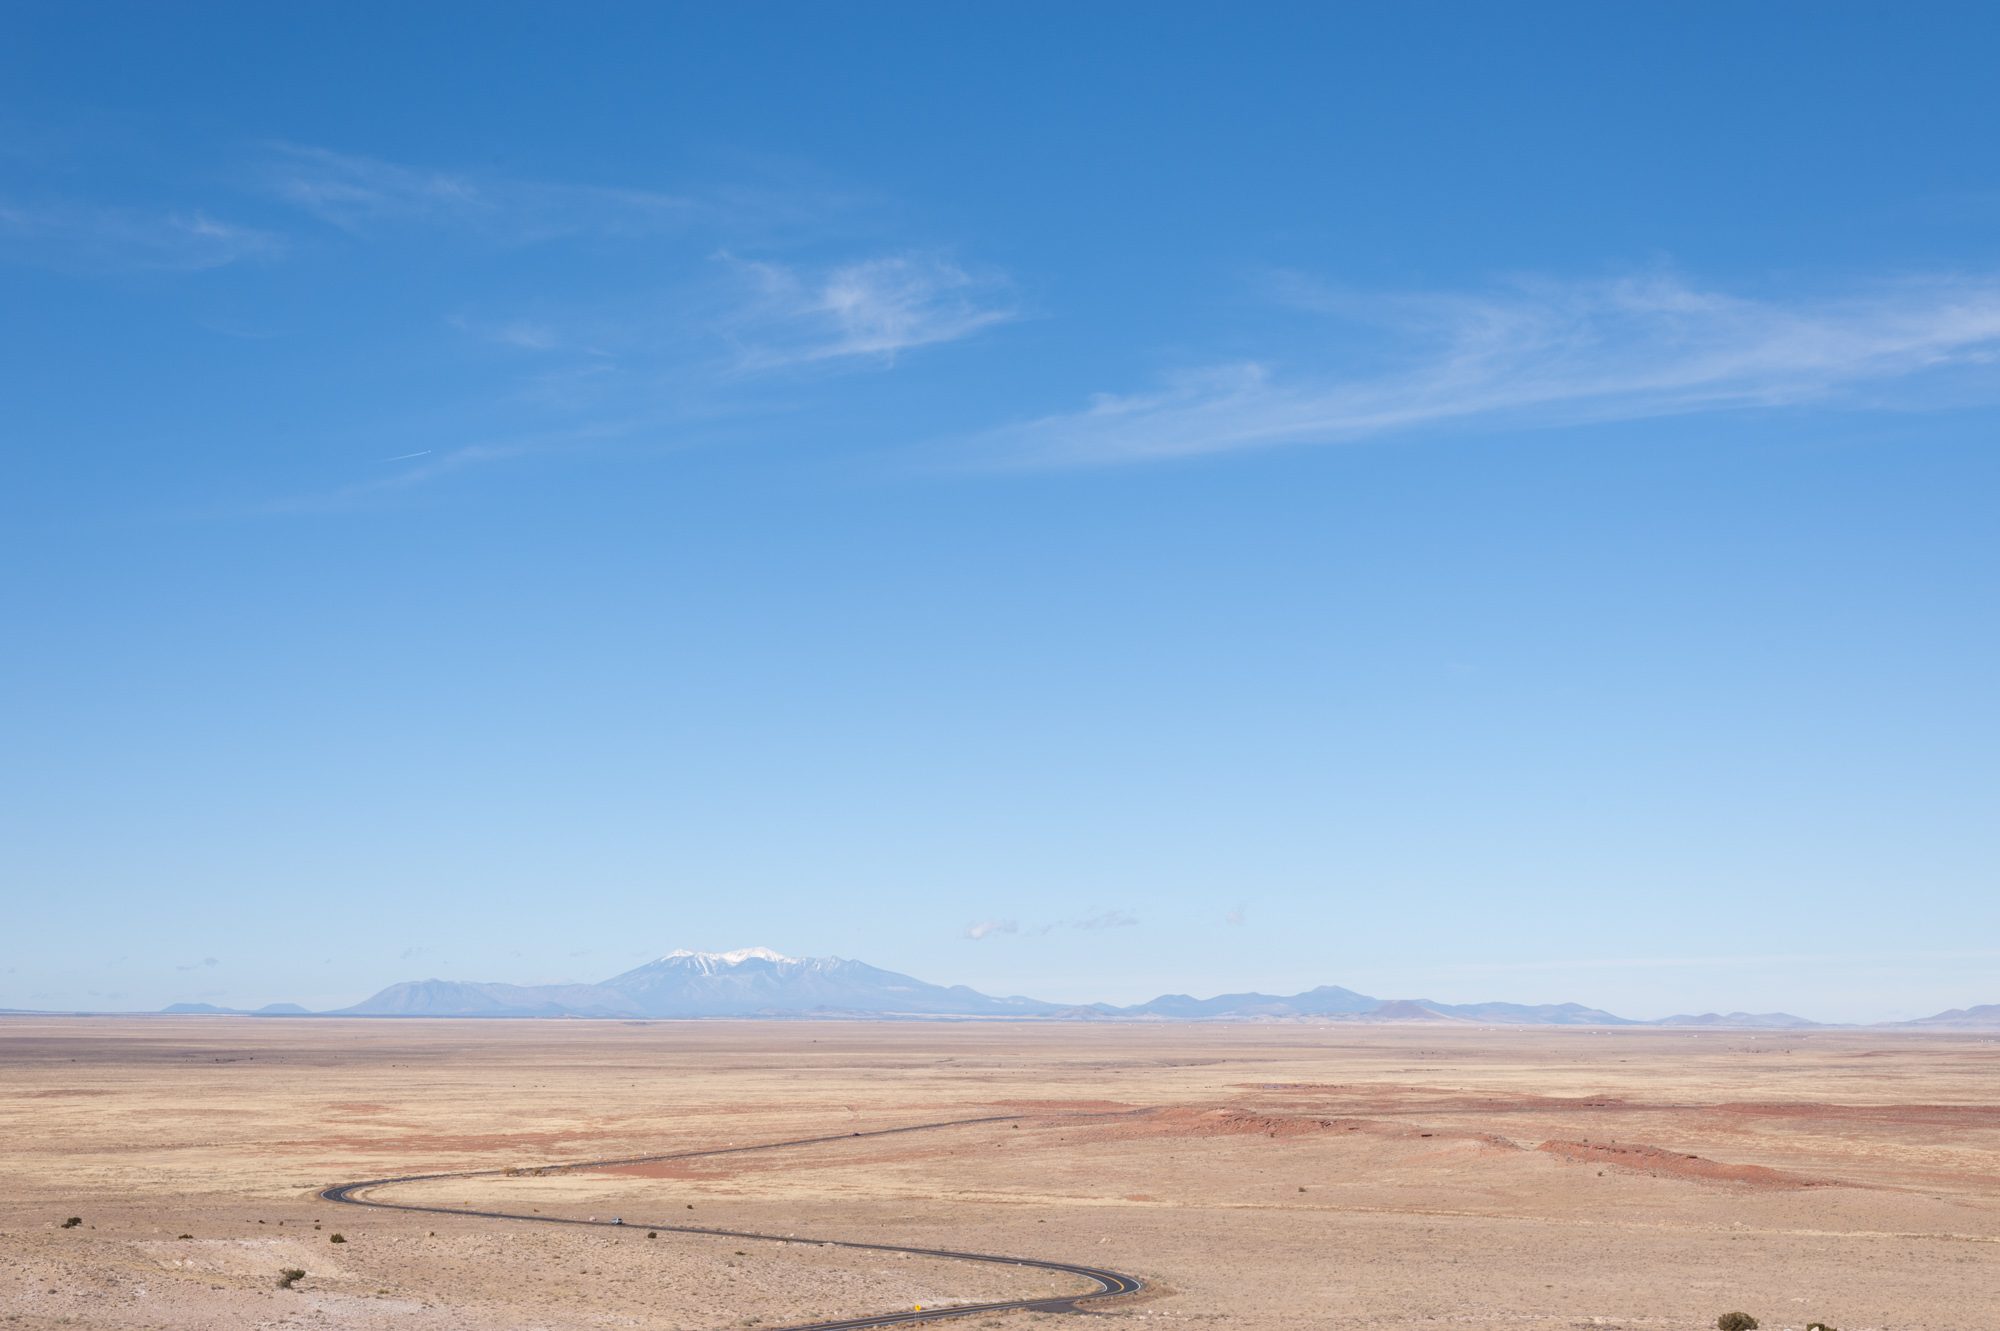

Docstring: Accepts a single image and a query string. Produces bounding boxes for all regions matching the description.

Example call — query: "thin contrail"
[381,450,432,462]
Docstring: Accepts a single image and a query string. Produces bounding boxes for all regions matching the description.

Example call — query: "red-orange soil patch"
[1535,1139,1828,1188]
[1710,1102,2000,1129]
[995,1099,1141,1112]
[1240,1085,1661,1114]
[1086,1106,1523,1151]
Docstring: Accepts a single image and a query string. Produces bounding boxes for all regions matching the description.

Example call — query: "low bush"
[60,1217,82,1229]
[329,1233,346,1243]
[278,1268,306,1290]
[1716,1315,1758,1331]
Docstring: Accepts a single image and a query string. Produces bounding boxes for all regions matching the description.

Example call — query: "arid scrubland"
[1,1017,1994,1330]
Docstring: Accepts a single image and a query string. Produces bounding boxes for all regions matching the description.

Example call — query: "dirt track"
[323,1114,1142,1331]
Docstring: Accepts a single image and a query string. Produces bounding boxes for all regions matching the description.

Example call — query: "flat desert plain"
[1,1019,1995,1331]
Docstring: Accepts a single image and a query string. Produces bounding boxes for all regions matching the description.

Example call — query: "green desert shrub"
[329,1233,346,1243]
[60,1217,82,1229]
[1716,1315,1758,1331]
[277,1268,306,1290]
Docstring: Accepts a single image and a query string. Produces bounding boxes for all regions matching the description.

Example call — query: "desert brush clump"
[1716,1314,1759,1331]
[277,1268,306,1290]
[59,1217,82,1229]
[329,1233,346,1243]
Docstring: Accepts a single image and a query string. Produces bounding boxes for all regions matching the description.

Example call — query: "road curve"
[321,1114,1144,1331]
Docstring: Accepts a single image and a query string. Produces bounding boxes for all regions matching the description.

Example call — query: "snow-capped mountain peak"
[563,949,1063,1017]
[658,946,799,966]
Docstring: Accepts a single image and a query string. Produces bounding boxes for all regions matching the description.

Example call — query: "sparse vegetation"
[60,1216,82,1228]
[1716,1314,1759,1331]
[14,1021,1968,1327]
[278,1268,306,1290]
[329,1232,346,1243]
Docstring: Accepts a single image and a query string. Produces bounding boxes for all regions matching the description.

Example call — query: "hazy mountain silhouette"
[334,948,1069,1019]
[178,945,2000,1028]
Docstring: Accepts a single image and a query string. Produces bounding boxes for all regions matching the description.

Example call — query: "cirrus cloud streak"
[972,272,2000,466]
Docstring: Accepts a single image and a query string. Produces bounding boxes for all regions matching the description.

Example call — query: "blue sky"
[4,3,1997,1021]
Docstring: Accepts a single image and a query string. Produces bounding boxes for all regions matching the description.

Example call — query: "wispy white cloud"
[1224,905,1247,927]
[726,253,1014,367]
[263,146,478,230]
[352,441,532,493]
[0,199,281,271]
[488,319,561,352]
[971,272,2000,466]
[260,144,696,240]
[447,313,566,352]
[259,440,535,513]
[964,910,1139,940]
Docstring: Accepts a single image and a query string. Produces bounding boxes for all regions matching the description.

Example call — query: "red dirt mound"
[1238,1086,1655,1115]
[996,1099,1140,1112]
[1711,1102,2000,1129]
[1536,1139,1827,1188]
[1092,1107,1521,1151]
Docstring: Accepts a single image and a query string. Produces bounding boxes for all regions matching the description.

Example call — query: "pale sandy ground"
[1,1018,1995,1331]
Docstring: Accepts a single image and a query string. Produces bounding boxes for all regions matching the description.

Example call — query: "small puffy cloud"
[1072,910,1139,931]
[963,919,1018,941]
[175,956,220,972]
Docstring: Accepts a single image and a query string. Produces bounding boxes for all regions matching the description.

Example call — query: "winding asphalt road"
[321,1114,1144,1330]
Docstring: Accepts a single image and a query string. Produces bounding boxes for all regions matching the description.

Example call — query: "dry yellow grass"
[2,1017,1995,1330]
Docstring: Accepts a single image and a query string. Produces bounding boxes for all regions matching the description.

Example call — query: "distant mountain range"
[118,946,2000,1029]
[337,948,1065,1019]
[1899,1002,2000,1028]
[160,1001,311,1016]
